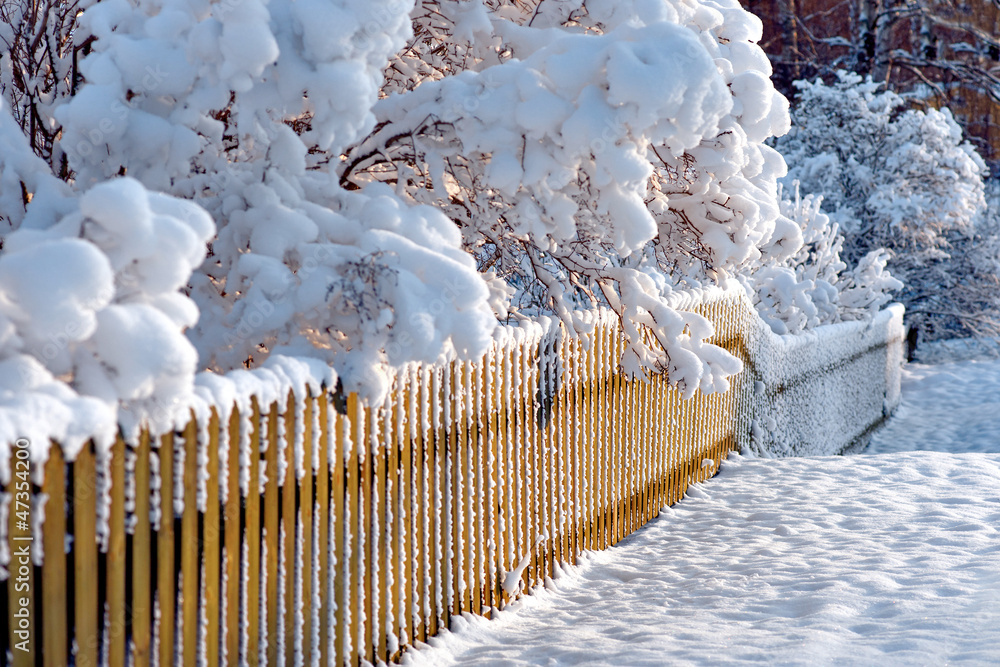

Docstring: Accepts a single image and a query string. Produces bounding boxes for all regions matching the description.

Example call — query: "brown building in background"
[743,0,1000,165]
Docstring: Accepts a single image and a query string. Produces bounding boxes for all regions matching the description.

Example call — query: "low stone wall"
[742,304,906,457]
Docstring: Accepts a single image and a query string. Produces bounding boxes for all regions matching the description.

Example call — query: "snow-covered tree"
[773,71,1000,341]
[1,0,801,418]
[342,0,796,391]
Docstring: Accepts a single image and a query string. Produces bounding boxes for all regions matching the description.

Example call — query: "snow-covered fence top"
[0,289,902,664]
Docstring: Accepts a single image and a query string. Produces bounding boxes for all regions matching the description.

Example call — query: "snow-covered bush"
[2,0,801,424]
[0,100,214,433]
[747,184,901,335]
[773,71,1000,340]
[343,0,795,392]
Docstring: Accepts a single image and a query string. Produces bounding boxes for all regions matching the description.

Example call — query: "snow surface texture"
[912,336,1000,365]
[404,452,1000,666]
[866,358,1000,454]
[741,302,905,457]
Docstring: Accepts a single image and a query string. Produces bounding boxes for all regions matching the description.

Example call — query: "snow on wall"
[742,301,905,457]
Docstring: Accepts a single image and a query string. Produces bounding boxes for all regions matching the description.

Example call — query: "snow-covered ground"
[867,358,1000,454]
[404,360,1000,665]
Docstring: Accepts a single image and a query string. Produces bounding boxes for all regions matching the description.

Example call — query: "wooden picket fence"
[2,296,753,665]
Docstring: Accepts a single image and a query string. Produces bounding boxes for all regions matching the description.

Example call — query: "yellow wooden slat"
[611,331,629,544]
[316,391,330,666]
[263,402,279,666]
[203,410,221,667]
[556,332,569,569]
[629,369,639,535]
[596,322,608,551]
[246,398,262,666]
[414,369,429,641]
[549,335,561,577]
[486,345,502,615]
[363,402,376,664]
[389,372,406,660]
[640,377,651,524]
[654,370,665,513]
[331,392,347,664]
[398,369,414,648]
[586,328,598,552]
[527,339,540,589]
[571,335,583,560]
[375,400,388,663]
[281,393,296,664]
[577,335,587,557]
[462,361,476,615]
[301,393,314,662]
[497,342,513,608]
[430,367,443,634]
[347,392,362,664]
[448,362,460,618]
[106,434,126,667]
[515,343,529,593]
[224,408,242,665]
[181,417,199,667]
[155,432,174,667]
[648,363,657,514]
[42,443,67,666]
[470,359,484,617]
[132,430,152,667]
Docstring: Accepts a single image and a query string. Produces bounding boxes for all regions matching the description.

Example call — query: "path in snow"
[405,454,1000,666]
[867,357,1000,454]
[405,359,1000,665]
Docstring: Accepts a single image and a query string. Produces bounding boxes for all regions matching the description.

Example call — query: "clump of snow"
[0,99,214,465]
[344,0,793,397]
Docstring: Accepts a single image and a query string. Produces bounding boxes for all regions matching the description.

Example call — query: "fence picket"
[301,394,315,663]
[224,408,242,665]
[42,444,66,666]
[181,418,199,666]
[204,410,221,667]
[316,393,330,665]
[133,430,153,666]
[263,401,280,666]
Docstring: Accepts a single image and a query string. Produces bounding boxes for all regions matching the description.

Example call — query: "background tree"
[743,0,1000,164]
[773,72,1000,341]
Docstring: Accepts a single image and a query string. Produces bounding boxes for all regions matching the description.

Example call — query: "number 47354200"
[13,438,31,527]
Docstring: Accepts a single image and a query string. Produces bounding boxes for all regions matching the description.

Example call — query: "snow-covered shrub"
[747,184,901,335]
[343,0,794,393]
[0,100,214,432]
[2,0,799,413]
[773,71,1000,340]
